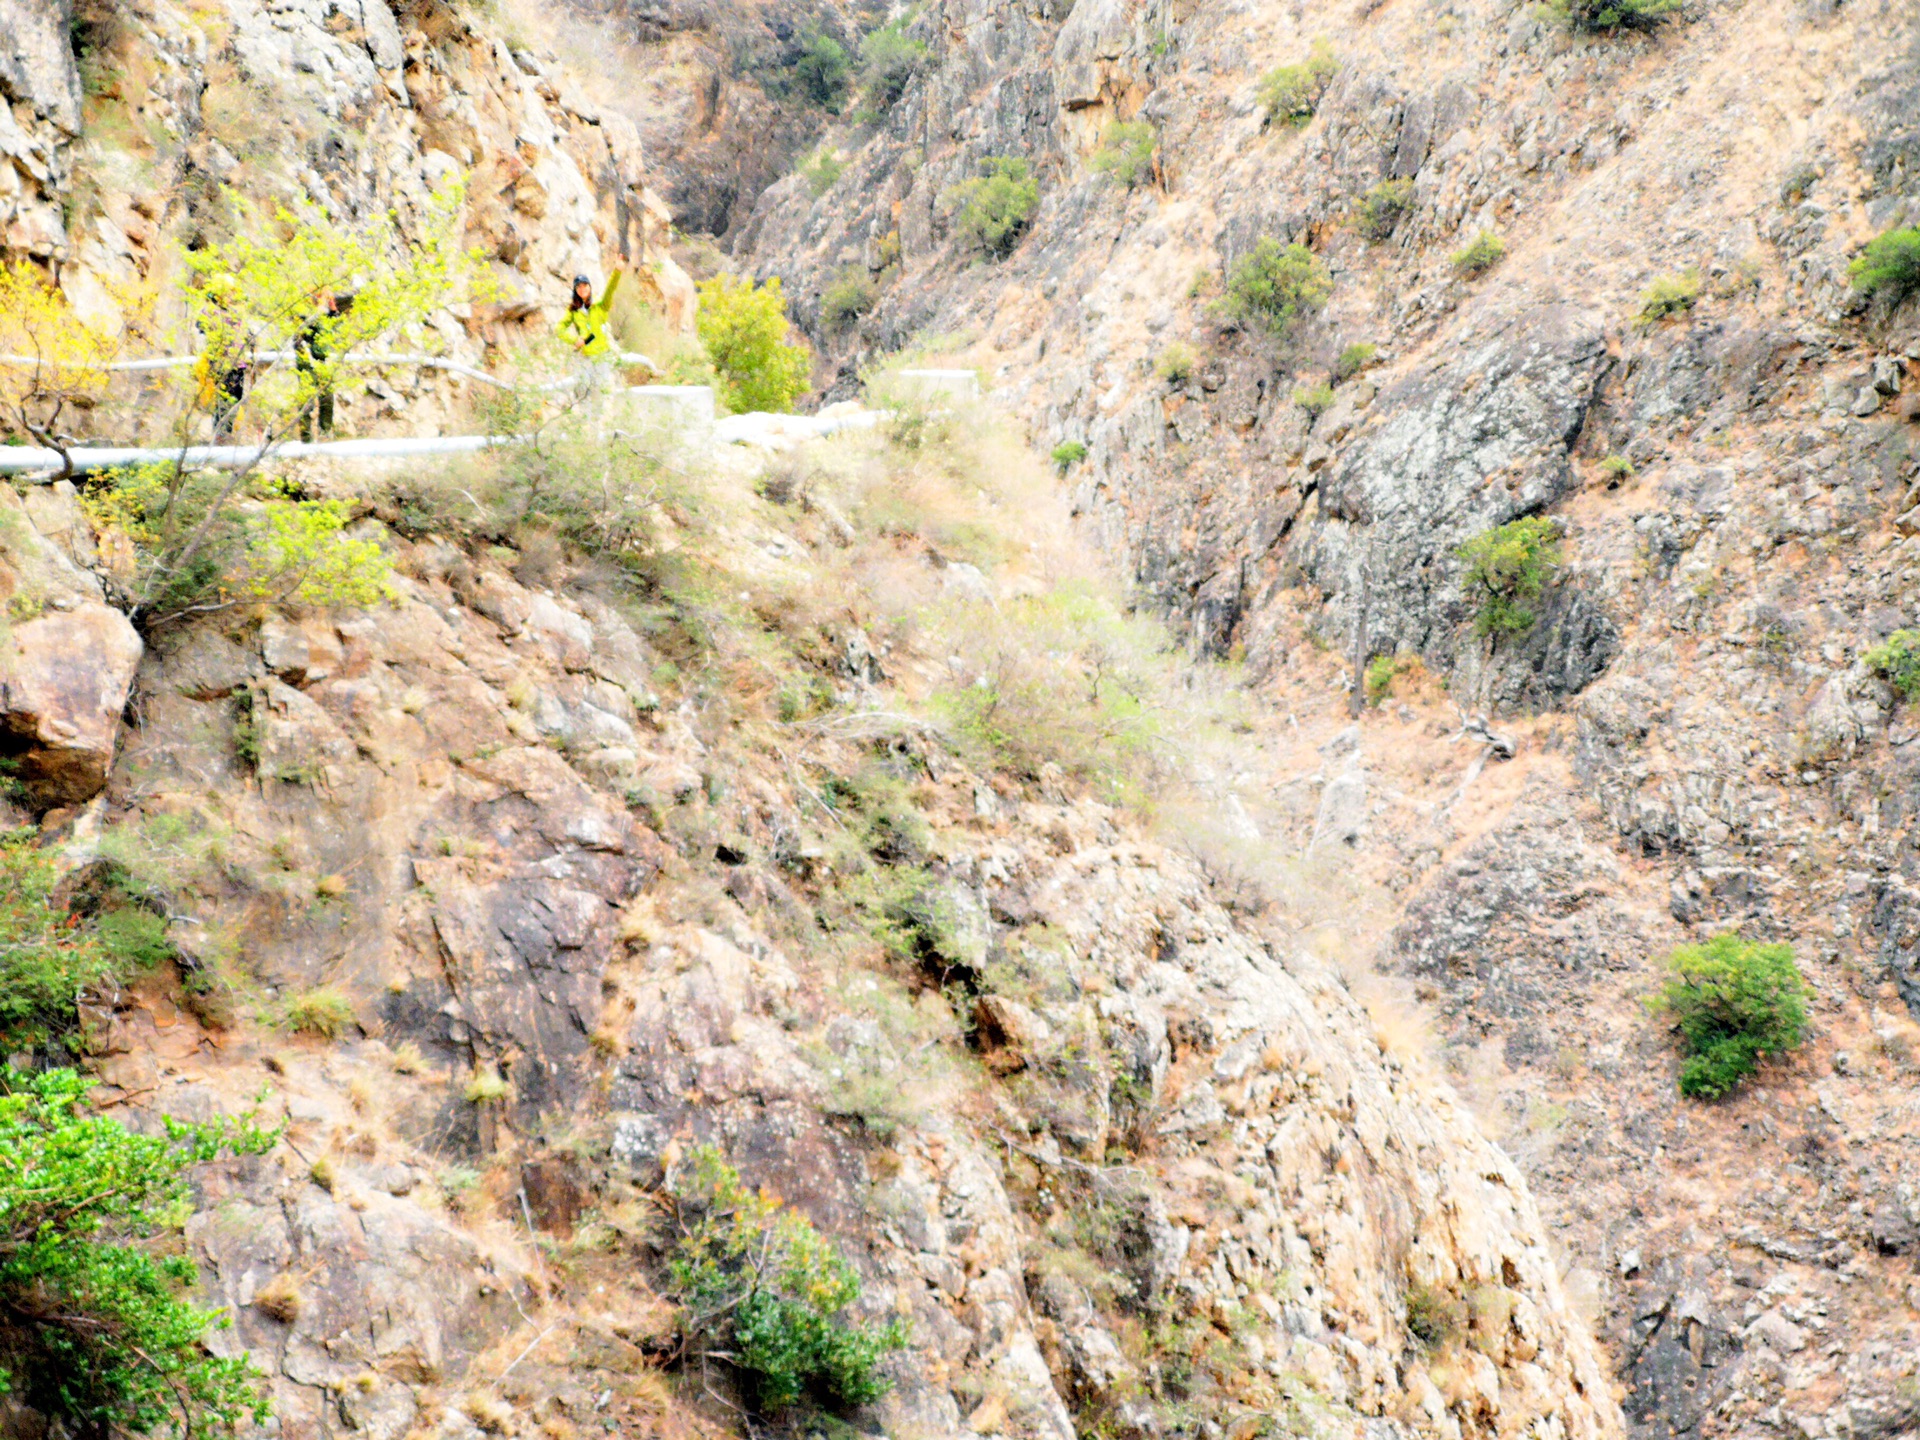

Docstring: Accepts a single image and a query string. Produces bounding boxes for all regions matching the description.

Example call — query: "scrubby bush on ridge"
[1219,237,1332,337]
[696,273,813,413]
[1456,516,1562,639]
[1257,42,1338,127]
[942,157,1040,259]
[1651,933,1807,1098]
[1850,227,1920,305]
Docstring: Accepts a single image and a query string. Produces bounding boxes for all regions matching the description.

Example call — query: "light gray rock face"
[0,0,81,134]
[0,0,81,256]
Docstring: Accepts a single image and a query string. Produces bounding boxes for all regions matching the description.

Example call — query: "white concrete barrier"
[894,369,983,402]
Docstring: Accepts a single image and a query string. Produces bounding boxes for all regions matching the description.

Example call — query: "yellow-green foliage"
[1090,122,1156,188]
[1849,227,1920,304]
[1456,516,1562,639]
[941,157,1040,259]
[821,269,878,331]
[1333,342,1376,381]
[1636,269,1702,326]
[1866,630,1920,702]
[1451,230,1505,277]
[1257,42,1338,126]
[0,261,140,454]
[695,274,813,414]
[1293,381,1334,417]
[1357,179,1414,240]
[1364,652,1418,704]
[1156,342,1197,382]
[283,987,354,1039]
[1221,238,1331,336]
[1651,934,1807,1099]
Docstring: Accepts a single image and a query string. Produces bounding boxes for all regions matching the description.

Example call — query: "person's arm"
[600,270,623,310]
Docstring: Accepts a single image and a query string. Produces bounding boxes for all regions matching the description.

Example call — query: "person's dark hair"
[570,274,592,311]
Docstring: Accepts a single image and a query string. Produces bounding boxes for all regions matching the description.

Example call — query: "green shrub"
[1157,341,1197,382]
[1651,934,1808,1099]
[1405,1284,1464,1347]
[1866,629,1920,701]
[283,986,354,1039]
[1364,652,1417,705]
[942,157,1039,259]
[1357,179,1415,240]
[1221,237,1332,336]
[821,269,878,331]
[1636,269,1701,326]
[1540,0,1682,31]
[665,1146,907,1410]
[1051,440,1088,471]
[1090,121,1157,188]
[96,905,175,970]
[696,274,813,414]
[860,18,927,107]
[1456,516,1562,639]
[0,1067,274,1438]
[0,833,143,1048]
[1600,453,1635,480]
[801,149,846,198]
[1849,227,1920,305]
[1333,342,1377,381]
[1451,230,1505,277]
[792,31,852,110]
[1292,381,1335,418]
[1257,42,1338,127]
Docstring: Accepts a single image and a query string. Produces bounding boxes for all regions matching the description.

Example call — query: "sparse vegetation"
[283,986,355,1039]
[696,274,813,414]
[859,17,927,108]
[1451,230,1505,277]
[1333,342,1377,381]
[1652,933,1808,1099]
[0,1067,274,1438]
[1601,453,1635,481]
[1257,42,1338,127]
[821,269,878,331]
[663,1146,907,1412]
[792,30,852,110]
[942,157,1040,260]
[1540,0,1682,31]
[1220,237,1332,337]
[1090,121,1157,188]
[1849,227,1920,305]
[1156,342,1197,383]
[1051,440,1088,471]
[1293,381,1335,418]
[1866,630,1920,702]
[1364,653,1419,705]
[1356,179,1414,241]
[464,1065,512,1104]
[1405,1283,1464,1346]
[1456,516,1562,639]
[1636,269,1702,326]
[800,149,845,198]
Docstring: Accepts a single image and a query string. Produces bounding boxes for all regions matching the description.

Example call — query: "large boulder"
[0,602,143,807]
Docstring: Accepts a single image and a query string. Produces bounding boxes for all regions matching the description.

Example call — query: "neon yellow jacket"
[559,272,622,357]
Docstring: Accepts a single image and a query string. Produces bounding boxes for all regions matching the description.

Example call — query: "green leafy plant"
[696,274,814,414]
[1405,1283,1464,1347]
[1333,342,1377,381]
[1156,342,1197,382]
[1456,516,1562,639]
[1356,179,1415,240]
[792,31,852,110]
[1451,230,1505,277]
[1651,933,1808,1099]
[941,157,1040,260]
[283,986,354,1039]
[1292,381,1335,418]
[664,1146,907,1411]
[1090,121,1157,188]
[1364,652,1417,705]
[1220,238,1332,336]
[821,269,878,331]
[1849,227,1920,305]
[1051,440,1088,471]
[860,18,927,107]
[1636,269,1702,326]
[1866,629,1920,702]
[1600,453,1635,481]
[0,1067,275,1438]
[1257,42,1338,127]
[1540,0,1682,31]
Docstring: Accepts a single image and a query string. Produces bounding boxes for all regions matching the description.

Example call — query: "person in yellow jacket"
[560,270,623,358]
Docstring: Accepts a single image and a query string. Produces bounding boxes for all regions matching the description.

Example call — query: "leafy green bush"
[1405,1284,1464,1347]
[1866,629,1920,701]
[1257,42,1338,127]
[1050,440,1088,471]
[1849,227,1920,305]
[1364,652,1417,705]
[1636,269,1701,326]
[1157,342,1197,382]
[942,157,1040,260]
[860,18,927,107]
[1456,516,1562,639]
[1451,230,1505,277]
[1652,934,1808,1099]
[821,269,878,331]
[792,31,852,110]
[1357,179,1414,240]
[0,833,156,1049]
[1333,342,1376,381]
[1090,121,1157,188]
[1292,381,1335,418]
[1600,453,1635,481]
[665,1146,907,1411]
[696,274,814,414]
[1541,0,1681,31]
[0,1067,274,1438]
[1220,237,1332,336]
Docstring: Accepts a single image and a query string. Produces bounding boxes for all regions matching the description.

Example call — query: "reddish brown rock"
[0,602,142,807]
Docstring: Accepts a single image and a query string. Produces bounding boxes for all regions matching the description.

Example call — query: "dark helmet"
[573,274,591,289]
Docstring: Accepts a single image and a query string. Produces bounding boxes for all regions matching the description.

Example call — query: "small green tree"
[0,1067,276,1437]
[0,832,127,1049]
[1652,934,1808,1098]
[695,274,813,414]
[1156,342,1196,382]
[1865,629,1920,701]
[1257,42,1339,127]
[821,270,878,331]
[1357,179,1415,241]
[1051,440,1088,471]
[941,157,1040,260]
[665,1146,907,1411]
[1220,238,1332,336]
[1849,227,1920,305]
[792,31,852,110]
[1451,230,1505,277]
[860,19,927,107]
[1542,0,1682,31]
[1090,122,1157,189]
[1456,516,1562,638]
[1293,381,1335,417]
